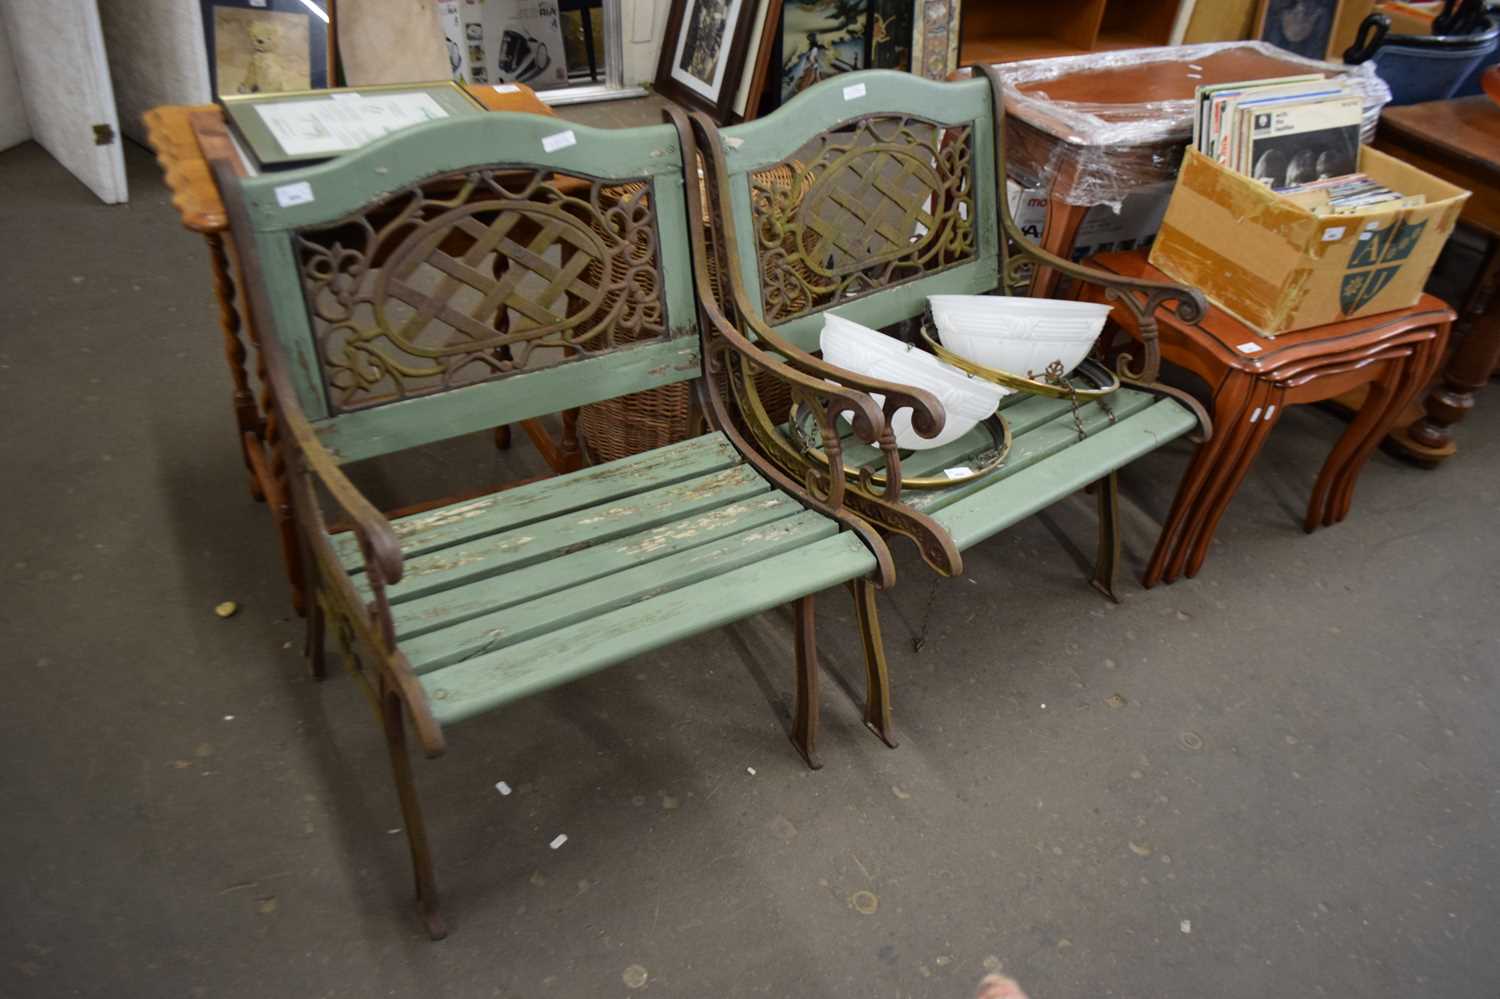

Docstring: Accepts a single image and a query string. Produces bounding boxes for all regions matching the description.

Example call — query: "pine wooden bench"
[689,68,1213,746]
[215,111,906,938]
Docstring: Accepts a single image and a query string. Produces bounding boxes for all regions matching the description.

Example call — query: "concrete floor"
[2,128,1498,999]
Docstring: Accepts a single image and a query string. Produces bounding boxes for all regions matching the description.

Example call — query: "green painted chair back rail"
[719,72,999,353]
[239,114,700,457]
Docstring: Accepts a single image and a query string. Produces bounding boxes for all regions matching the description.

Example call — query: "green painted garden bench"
[688,68,1213,747]
[214,111,907,938]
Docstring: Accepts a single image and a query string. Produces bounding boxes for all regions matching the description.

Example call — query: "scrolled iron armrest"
[277,398,405,587]
[680,108,949,447]
[734,297,948,444]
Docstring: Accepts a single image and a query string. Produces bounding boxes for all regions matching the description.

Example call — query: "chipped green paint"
[333,433,743,570]
[358,461,770,604]
[400,507,826,668]
[240,113,703,460]
[933,399,1197,551]
[419,530,875,724]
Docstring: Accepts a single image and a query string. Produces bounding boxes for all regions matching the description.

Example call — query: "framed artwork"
[1255,0,1347,61]
[200,0,332,97]
[654,0,764,123]
[732,0,787,120]
[221,81,483,168]
[772,0,910,109]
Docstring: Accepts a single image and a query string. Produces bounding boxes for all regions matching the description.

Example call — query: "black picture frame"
[763,0,911,114]
[1254,0,1346,62]
[654,0,764,124]
[201,0,332,98]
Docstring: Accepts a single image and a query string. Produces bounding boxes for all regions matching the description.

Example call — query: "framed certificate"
[220,81,485,168]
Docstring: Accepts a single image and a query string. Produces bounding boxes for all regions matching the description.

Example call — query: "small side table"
[143,84,582,612]
[1082,250,1454,587]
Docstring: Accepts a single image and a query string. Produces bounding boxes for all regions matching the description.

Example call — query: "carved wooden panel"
[749,115,975,324]
[295,168,667,412]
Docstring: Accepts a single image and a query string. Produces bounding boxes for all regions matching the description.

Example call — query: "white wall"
[0,15,30,151]
[97,0,210,146]
[3,0,128,202]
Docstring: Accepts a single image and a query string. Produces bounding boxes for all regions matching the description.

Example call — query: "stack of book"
[1191,75,1422,215]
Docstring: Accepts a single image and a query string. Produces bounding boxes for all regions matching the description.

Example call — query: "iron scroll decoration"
[787,401,1014,490]
[750,115,978,324]
[295,168,668,413]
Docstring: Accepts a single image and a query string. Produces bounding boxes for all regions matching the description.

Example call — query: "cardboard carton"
[1149,146,1469,335]
[1007,179,1174,261]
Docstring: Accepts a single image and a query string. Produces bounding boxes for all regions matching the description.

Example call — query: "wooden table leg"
[1143,371,1254,587]
[1403,266,1500,462]
[1180,380,1282,581]
[1029,197,1091,299]
[1306,354,1408,532]
[206,231,265,501]
[1326,333,1445,526]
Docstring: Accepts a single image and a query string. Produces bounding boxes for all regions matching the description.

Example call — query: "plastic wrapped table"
[986,41,1391,296]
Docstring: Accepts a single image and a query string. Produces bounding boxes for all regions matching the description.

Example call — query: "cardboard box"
[1007,179,1174,261]
[1149,146,1469,336]
[436,0,568,90]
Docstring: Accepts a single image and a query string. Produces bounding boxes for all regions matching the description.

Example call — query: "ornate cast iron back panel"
[295,168,667,413]
[749,115,975,325]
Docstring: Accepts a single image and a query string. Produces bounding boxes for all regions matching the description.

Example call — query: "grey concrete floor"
[2,132,1499,999]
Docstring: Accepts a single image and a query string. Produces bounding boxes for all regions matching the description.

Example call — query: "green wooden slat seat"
[832,387,1197,552]
[327,431,875,725]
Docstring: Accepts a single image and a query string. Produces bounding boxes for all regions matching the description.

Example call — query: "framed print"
[201,0,332,97]
[1255,0,1347,61]
[731,0,786,121]
[770,0,908,110]
[220,80,483,168]
[654,0,763,123]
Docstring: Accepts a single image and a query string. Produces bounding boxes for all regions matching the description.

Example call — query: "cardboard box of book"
[1149,147,1469,336]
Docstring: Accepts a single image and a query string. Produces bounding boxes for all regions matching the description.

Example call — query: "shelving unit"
[959,0,1187,66]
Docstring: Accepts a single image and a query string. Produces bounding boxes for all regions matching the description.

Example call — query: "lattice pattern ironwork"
[295,169,667,412]
[749,116,975,324]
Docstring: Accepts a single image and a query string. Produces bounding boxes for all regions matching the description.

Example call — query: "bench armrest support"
[683,109,950,459]
[672,107,964,579]
[667,105,911,586]
[211,158,445,755]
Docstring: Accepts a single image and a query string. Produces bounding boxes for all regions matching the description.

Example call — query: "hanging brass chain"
[1041,358,1116,443]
